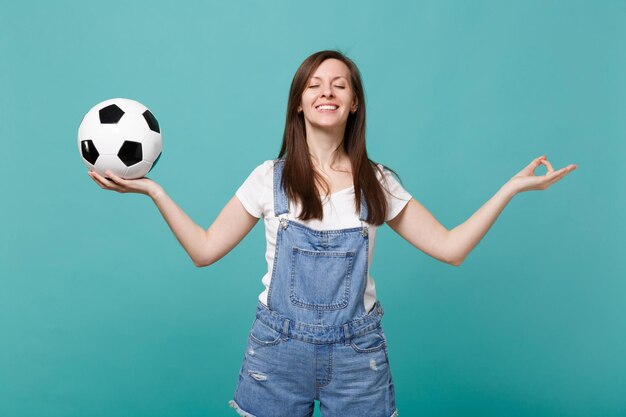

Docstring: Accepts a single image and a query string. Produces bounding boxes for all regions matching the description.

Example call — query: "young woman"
[88,50,576,417]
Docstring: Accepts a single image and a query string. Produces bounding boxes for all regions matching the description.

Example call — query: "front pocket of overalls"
[249,319,282,346]
[289,247,355,310]
[350,329,386,353]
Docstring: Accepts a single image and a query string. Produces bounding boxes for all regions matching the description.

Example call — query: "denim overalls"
[230,158,398,417]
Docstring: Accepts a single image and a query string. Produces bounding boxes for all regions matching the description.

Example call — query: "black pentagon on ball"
[118,140,142,167]
[81,140,99,165]
[99,104,125,124]
[142,110,160,133]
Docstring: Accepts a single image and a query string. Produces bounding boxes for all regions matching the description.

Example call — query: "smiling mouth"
[316,105,338,112]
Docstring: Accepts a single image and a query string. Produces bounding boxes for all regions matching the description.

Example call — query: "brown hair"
[277,50,400,226]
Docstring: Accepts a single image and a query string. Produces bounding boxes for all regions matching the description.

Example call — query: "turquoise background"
[1,0,624,416]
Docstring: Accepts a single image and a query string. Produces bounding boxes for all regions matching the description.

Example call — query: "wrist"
[500,181,519,199]
[149,185,165,200]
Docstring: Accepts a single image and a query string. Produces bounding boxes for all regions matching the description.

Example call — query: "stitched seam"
[286,219,365,235]
[317,346,333,388]
[256,304,382,337]
[349,327,386,353]
[249,321,282,346]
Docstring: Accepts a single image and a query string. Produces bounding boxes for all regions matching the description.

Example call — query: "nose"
[321,83,334,98]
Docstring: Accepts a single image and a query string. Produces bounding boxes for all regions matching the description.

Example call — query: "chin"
[312,119,348,129]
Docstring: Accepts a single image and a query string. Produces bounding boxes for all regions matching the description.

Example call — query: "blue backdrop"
[1,1,624,416]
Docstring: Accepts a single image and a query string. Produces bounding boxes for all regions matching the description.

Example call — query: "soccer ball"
[78,98,162,179]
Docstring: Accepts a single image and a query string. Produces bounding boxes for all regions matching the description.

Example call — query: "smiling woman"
[278,51,394,226]
[87,49,576,417]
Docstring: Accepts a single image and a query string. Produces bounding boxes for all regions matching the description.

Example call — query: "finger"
[88,171,110,189]
[90,170,120,191]
[522,155,547,176]
[516,155,544,176]
[540,159,555,173]
[546,166,573,184]
[527,155,547,170]
[528,156,544,167]
[549,170,567,183]
[104,170,126,185]
[89,170,108,184]
[556,164,577,176]
[105,171,134,192]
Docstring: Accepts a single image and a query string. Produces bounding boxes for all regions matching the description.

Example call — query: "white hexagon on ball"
[78,98,162,179]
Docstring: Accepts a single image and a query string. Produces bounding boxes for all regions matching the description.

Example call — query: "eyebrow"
[310,76,348,81]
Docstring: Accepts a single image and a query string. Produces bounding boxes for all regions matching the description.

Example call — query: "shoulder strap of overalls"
[272,156,369,222]
[273,158,289,216]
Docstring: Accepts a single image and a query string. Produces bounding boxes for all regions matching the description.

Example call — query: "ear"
[351,97,358,113]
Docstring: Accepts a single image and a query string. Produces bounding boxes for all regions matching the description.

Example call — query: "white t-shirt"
[235,160,412,313]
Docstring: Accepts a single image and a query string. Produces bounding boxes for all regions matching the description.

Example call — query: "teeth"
[318,105,338,110]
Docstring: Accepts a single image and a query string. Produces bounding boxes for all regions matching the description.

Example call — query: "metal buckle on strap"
[281,318,290,341]
[279,217,288,230]
[342,323,351,345]
[360,220,369,237]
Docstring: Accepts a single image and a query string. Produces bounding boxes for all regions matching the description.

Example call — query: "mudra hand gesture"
[506,155,577,194]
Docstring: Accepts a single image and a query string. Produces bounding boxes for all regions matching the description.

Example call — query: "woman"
[88,50,576,417]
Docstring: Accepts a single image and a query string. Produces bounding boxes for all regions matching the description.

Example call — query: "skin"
[88,58,577,267]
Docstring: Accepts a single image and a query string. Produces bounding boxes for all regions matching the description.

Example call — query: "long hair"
[277,50,400,226]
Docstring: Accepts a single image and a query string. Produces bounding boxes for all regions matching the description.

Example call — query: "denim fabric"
[230,158,398,417]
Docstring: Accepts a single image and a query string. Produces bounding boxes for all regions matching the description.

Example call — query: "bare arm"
[388,184,516,266]
[387,155,577,266]
[88,170,259,267]
[150,189,259,267]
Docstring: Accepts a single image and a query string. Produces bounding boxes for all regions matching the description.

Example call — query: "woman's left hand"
[505,155,577,194]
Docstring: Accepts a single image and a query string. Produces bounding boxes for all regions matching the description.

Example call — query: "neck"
[304,123,349,170]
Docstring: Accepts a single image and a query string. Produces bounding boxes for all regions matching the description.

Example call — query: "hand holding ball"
[78,98,162,179]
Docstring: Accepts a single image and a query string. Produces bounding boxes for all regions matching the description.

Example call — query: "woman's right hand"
[88,170,162,198]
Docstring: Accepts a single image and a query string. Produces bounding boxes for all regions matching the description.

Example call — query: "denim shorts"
[229,302,398,417]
